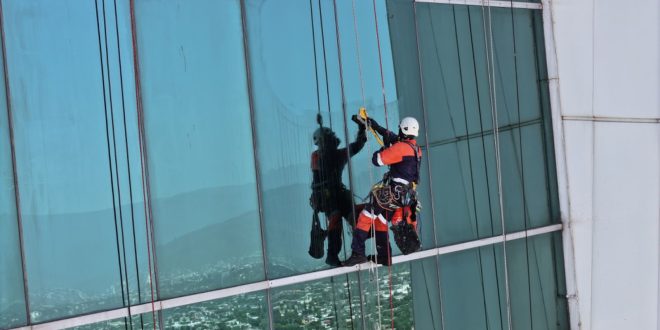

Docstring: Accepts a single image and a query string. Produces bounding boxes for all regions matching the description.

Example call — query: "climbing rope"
[507,1,537,327]
[347,0,384,327]
[330,1,368,328]
[94,1,133,328]
[410,1,447,328]
[480,1,513,329]
[448,5,493,329]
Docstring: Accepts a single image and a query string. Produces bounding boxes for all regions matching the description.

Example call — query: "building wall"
[1,0,569,329]
[548,0,660,329]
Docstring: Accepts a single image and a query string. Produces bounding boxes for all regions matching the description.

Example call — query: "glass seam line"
[111,0,144,314]
[450,5,491,330]
[330,0,368,329]
[9,224,562,330]
[238,1,274,330]
[415,0,542,10]
[411,2,445,328]
[0,0,31,323]
[128,0,160,326]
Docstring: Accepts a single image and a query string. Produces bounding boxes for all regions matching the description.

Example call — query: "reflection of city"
[271,268,413,330]
[14,265,414,329]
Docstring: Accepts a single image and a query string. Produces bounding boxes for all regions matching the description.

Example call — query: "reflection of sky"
[250,0,399,187]
[246,0,403,276]
[2,1,125,321]
[136,0,257,201]
[0,0,407,303]
[0,39,27,324]
[4,1,114,215]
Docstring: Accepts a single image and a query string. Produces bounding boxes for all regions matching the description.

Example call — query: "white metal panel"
[562,120,595,330]
[590,122,660,330]
[592,0,660,119]
[415,0,542,9]
[30,309,128,330]
[541,2,581,326]
[550,0,594,117]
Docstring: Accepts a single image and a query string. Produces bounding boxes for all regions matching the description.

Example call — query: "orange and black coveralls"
[351,129,421,261]
[310,128,366,261]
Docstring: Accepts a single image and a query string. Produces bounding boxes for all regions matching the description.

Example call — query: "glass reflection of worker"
[343,116,422,267]
[309,116,366,266]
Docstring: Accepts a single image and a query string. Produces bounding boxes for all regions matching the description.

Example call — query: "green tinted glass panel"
[439,246,509,330]
[133,0,264,298]
[245,0,401,277]
[507,233,569,330]
[410,258,443,330]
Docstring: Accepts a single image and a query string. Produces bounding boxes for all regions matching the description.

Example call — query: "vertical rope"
[350,0,366,106]
[94,2,128,326]
[508,2,535,328]
[331,1,367,328]
[412,2,446,328]
[317,0,334,128]
[112,0,144,325]
[372,0,389,128]
[308,4,343,328]
[466,5,505,328]
[99,3,133,328]
[371,1,396,328]
[349,1,383,327]
[451,6,492,330]
[481,1,513,329]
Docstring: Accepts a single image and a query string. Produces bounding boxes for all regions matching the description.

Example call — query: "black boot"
[343,252,368,266]
[343,229,370,266]
[326,255,342,267]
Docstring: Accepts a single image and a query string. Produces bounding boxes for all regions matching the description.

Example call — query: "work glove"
[366,117,382,130]
[351,115,367,130]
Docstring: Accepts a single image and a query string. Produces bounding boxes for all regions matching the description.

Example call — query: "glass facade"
[0,0,567,329]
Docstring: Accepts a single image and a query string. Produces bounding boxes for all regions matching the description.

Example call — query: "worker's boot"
[367,231,392,266]
[325,229,343,267]
[343,229,370,266]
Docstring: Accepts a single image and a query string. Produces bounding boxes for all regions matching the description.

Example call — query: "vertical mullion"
[329,1,368,328]
[238,1,274,329]
[0,0,31,325]
[412,2,446,329]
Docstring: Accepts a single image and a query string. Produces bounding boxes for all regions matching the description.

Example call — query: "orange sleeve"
[376,142,413,166]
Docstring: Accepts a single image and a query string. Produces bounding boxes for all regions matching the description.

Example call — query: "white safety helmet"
[399,117,419,137]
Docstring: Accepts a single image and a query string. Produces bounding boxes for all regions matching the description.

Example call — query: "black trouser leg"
[374,231,392,266]
[350,229,370,256]
[326,213,343,259]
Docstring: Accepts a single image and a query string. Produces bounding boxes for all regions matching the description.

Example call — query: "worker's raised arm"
[371,142,412,167]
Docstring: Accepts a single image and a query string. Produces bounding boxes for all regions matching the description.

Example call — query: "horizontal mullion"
[11,223,562,330]
[423,117,543,149]
[415,0,542,10]
[562,115,660,124]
